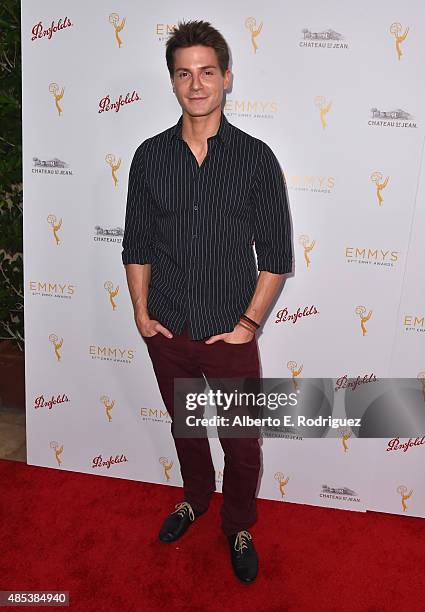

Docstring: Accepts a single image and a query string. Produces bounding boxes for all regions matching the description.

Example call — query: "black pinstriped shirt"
[122,112,293,341]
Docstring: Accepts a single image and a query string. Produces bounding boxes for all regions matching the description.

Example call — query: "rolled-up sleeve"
[250,142,293,274]
[121,144,156,265]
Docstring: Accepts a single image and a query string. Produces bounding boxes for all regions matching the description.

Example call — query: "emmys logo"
[314,96,332,129]
[387,437,425,453]
[49,333,63,362]
[49,83,65,116]
[100,395,115,422]
[338,427,352,453]
[105,154,121,187]
[29,281,75,300]
[155,23,176,43]
[140,407,171,423]
[345,247,399,268]
[397,485,413,512]
[286,174,335,193]
[92,453,128,469]
[355,306,373,336]
[298,234,315,269]
[245,17,263,53]
[224,100,277,120]
[47,214,62,245]
[287,361,303,391]
[320,484,360,502]
[94,225,123,244]
[34,393,69,410]
[369,107,416,129]
[403,314,424,333]
[50,441,64,466]
[32,157,72,176]
[98,90,140,114]
[104,281,119,310]
[109,13,126,48]
[390,23,409,60]
[370,171,390,206]
[159,456,173,481]
[418,372,425,401]
[275,305,319,325]
[31,16,72,42]
[89,345,135,364]
[274,472,290,499]
[300,28,348,49]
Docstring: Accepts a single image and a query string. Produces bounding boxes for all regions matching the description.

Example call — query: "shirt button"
[192,234,197,239]
[194,205,198,210]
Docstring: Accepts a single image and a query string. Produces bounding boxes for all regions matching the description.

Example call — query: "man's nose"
[190,73,202,90]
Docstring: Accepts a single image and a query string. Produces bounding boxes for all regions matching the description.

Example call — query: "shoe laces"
[234,530,252,553]
[173,501,195,522]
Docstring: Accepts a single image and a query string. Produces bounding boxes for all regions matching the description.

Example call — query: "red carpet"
[0,459,424,611]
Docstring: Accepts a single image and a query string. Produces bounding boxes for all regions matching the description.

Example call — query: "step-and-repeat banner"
[22,1,425,518]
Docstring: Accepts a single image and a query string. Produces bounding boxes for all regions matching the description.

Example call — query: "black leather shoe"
[228,530,258,583]
[158,501,203,543]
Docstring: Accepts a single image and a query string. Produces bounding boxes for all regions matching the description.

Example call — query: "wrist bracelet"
[241,314,260,329]
[237,321,256,333]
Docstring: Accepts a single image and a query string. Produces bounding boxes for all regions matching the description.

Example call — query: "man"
[122,20,292,583]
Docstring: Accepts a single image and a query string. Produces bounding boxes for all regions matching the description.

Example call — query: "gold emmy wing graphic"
[47,214,62,245]
[105,154,121,187]
[274,472,290,499]
[159,457,173,481]
[49,333,63,361]
[355,305,373,336]
[314,96,332,129]
[49,82,65,116]
[370,171,389,206]
[417,372,425,401]
[50,441,64,466]
[245,17,263,53]
[298,234,315,269]
[287,360,303,391]
[104,281,119,310]
[100,395,115,422]
[339,427,352,453]
[390,22,409,60]
[109,13,126,48]
[397,485,413,512]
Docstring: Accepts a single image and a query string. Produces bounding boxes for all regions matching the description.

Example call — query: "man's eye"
[204,71,214,75]
[178,72,189,78]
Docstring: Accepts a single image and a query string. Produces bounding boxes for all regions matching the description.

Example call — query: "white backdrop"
[22,0,425,518]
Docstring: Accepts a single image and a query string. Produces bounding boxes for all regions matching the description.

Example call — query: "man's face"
[171,45,231,118]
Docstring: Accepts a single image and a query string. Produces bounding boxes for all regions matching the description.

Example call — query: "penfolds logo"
[92,453,128,469]
[386,437,425,453]
[335,373,378,391]
[34,393,69,410]
[98,90,141,114]
[275,304,318,324]
[31,16,73,41]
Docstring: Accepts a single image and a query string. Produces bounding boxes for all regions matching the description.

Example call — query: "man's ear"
[171,77,175,93]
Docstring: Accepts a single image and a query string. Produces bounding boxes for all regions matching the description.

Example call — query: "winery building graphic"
[301,28,344,40]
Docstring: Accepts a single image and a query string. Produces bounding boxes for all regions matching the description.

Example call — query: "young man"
[122,20,292,583]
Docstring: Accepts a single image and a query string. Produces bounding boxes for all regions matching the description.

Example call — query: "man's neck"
[181,107,222,145]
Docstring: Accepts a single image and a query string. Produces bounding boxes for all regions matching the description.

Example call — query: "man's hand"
[204,323,254,345]
[134,308,173,339]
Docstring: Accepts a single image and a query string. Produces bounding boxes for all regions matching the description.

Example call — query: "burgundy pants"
[144,323,261,535]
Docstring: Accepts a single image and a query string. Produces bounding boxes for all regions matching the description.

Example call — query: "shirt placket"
[183,138,215,338]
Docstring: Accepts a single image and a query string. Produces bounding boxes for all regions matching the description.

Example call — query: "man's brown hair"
[166,20,230,77]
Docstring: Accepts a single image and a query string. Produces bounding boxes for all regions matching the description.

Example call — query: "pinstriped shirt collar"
[169,111,230,147]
